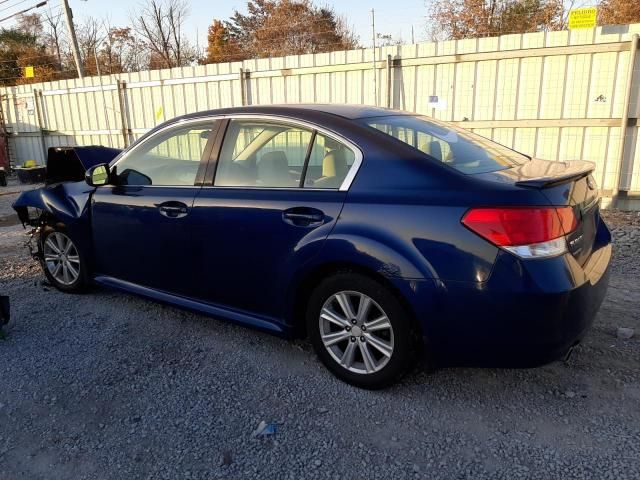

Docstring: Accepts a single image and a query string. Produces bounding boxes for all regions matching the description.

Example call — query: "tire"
[39,225,88,293]
[306,272,418,389]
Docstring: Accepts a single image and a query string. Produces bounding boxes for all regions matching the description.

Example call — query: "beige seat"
[257,151,292,187]
[314,150,348,188]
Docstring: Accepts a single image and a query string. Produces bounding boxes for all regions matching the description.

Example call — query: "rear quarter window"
[362,115,529,175]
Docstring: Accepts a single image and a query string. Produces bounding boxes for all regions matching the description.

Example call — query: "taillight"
[462,207,578,258]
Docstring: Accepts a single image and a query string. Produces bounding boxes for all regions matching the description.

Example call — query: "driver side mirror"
[85,163,111,186]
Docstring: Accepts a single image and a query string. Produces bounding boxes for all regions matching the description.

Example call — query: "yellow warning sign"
[568,7,597,30]
[24,66,34,78]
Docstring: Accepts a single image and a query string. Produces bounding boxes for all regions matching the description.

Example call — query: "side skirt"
[93,275,286,335]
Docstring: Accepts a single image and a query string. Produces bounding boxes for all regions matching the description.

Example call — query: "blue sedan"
[13,105,611,388]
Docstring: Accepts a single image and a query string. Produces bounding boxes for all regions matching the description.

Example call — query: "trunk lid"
[478,158,599,266]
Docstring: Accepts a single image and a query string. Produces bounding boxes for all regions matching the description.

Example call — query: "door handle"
[282,207,325,227]
[157,201,189,219]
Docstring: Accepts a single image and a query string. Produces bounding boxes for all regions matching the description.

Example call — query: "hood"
[46,146,122,184]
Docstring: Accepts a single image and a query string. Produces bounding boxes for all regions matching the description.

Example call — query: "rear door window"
[214,119,357,190]
[215,120,312,188]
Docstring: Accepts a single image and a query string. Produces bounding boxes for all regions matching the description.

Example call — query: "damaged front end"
[12,145,121,262]
[13,181,97,264]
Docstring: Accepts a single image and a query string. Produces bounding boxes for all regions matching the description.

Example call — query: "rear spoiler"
[514,160,595,188]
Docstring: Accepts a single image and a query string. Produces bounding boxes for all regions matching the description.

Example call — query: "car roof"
[178,104,413,121]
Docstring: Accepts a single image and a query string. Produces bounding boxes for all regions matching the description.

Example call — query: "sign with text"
[568,8,597,30]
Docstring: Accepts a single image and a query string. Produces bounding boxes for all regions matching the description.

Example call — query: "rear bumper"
[399,231,612,367]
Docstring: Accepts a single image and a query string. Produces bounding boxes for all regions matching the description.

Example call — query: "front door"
[190,118,359,323]
[91,120,219,295]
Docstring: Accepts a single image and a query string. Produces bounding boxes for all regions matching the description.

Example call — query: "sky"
[3,0,429,49]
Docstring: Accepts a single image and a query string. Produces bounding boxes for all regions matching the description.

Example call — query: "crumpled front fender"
[12,181,96,263]
[12,181,94,226]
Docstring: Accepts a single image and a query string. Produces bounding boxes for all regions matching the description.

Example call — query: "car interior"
[215,121,354,189]
[114,120,356,188]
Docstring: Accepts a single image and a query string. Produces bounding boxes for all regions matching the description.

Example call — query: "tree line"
[0,0,638,86]
[428,0,639,40]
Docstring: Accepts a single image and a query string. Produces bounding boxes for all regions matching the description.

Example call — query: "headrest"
[322,149,348,177]
[258,151,289,184]
[419,140,443,162]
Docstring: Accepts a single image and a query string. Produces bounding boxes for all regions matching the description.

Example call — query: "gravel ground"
[1,182,639,480]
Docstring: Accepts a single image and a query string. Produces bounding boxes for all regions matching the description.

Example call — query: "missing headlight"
[26,207,43,223]
[16,206,44,226]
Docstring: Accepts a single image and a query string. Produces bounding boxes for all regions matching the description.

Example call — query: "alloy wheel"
[319,290,394,374]
[43,232,81,286]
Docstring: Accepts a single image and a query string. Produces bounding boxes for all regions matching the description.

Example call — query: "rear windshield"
[360,115,529,174]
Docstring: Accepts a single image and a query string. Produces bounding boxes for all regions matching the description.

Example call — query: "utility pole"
[62,0,84,79]
[371,8,377,106]
[411,25,415,44]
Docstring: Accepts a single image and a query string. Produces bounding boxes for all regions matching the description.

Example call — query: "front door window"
[115,123,215,186]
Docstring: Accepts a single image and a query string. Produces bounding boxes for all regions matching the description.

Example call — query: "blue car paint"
[91,185,204,295]
[12,105,611,367]
[93,275,285,334]
[187,188,346,321]
[13,181,96,263]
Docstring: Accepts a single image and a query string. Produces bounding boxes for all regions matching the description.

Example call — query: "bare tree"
[75,16,108,75]
[17,13,43,38]
[102,26,145,73]
[42,8,65,66]
[131,0,194,69]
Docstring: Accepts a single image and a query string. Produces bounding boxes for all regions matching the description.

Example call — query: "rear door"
[189,117,360,322]
[91,119,219,294]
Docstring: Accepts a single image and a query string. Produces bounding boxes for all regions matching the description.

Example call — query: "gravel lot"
[1,180,639,480]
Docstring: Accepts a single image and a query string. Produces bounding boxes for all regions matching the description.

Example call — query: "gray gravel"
[1,184,639,479]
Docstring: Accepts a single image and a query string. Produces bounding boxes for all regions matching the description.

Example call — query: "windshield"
[360,115,529,174]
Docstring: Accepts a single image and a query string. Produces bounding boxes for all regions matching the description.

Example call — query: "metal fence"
[1,23,639,205]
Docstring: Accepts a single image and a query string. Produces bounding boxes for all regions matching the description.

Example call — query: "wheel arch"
[288,261,424,343]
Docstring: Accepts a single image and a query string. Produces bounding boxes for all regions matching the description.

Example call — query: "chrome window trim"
[109,116,225,172]
[216,114,363,192]
[109,113,363,192]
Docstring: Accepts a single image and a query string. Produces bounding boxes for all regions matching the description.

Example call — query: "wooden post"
[239,68,246,106]
[614,33,639,201]
[116,80,129,148]
[33,90,47,164]
[386,54,392,108]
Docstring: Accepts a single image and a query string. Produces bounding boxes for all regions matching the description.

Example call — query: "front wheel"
[40,226,87,292]
[307,273,418,389]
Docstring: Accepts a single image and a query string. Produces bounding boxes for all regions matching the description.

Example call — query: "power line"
[0,0,31,14]
[0,0,47,23]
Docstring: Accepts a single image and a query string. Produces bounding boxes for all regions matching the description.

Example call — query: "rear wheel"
[40,226,87,292]
[307,272,417,389]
